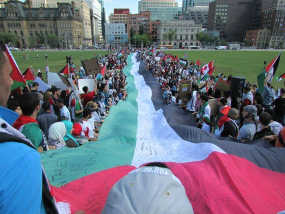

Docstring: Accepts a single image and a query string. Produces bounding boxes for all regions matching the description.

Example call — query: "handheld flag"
[266,55,280,82]
[4,45,26,90]
[201,61,214,80]
[196,60,201,67]
[60,64,69,75]
[257,70,266,94]
[101,64,106,76]
[23,68,35,82]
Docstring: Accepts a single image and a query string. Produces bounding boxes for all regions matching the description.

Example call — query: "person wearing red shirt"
[80,86,96,106]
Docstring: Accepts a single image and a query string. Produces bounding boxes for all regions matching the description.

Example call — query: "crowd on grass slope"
[7,50,128,152]
[1,44,285,213]
[138,49,285,148]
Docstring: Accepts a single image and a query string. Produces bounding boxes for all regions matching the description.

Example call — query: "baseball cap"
[102,166,194,214]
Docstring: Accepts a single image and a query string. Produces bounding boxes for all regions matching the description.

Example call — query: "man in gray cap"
[102,164,194,214]
[238,105,258,142]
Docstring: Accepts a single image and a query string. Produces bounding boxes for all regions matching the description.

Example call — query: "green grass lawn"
[13,49,108,75]
[12,49,285,89]
[166,50,285,88]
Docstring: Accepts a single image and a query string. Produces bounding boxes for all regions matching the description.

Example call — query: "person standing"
[37,101,58,138]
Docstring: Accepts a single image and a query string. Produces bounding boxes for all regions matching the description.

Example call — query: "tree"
[139,25,144,35]
[197,32,219,46]
[28,36,37,48]
[0,32,19,46]
[197,32,209,46]
[130,27,135,45]
[46,34,60,48]
[168,30,176,41]
[133,33,151,47]
[163,33,168,41]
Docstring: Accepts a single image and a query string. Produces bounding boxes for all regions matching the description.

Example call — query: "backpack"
[0,132,59,214]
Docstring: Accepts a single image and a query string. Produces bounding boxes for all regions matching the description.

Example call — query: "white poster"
[78,79,95,94]
[155,57,160,62]
[48,72,67,90]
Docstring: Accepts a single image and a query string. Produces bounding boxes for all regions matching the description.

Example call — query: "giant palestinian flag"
[41,54,285,214]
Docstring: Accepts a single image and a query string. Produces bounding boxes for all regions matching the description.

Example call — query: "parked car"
[215,46,228,50]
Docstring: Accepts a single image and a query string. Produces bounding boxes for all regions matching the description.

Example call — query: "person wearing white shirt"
[57,98,71,121]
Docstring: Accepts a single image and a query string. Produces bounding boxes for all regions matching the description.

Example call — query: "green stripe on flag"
[11,81,26,91]
[257,70,266,94]
[41,54,138,187]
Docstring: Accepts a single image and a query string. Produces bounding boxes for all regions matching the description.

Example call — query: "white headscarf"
[48,122,66,149]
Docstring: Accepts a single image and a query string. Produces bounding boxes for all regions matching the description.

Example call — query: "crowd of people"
[138,49,285,148]
[1,44,285,213]
[6,51,128,152]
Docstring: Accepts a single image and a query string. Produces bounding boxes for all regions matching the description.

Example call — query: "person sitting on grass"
[81,86,96,107]
[254,112,275,142]
[197,95,211,133]
[57,98,71,121]
[13,93,48,152]
[238,105,258,143]
[37,101,58,138]
[62,119,80,147]
[80,108,98,142]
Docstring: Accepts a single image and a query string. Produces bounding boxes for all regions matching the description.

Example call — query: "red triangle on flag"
[101,64,106,76]
[196,60,201,67]
[265,55,280,82]
[4,45,26,90]
[23,68,35,81]
[208,61,215,75]
[60,64,69,75]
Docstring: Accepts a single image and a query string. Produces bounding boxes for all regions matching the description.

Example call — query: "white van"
[215,46,227,50]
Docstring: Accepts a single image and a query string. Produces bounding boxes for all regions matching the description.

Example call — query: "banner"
[34,77,51,92]
[78,79,96,94]
[47,72,68,90]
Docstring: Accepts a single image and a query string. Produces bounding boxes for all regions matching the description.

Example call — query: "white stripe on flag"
[131,54,225,167]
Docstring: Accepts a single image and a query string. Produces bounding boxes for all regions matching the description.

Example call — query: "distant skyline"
[104,0,182,21]
[19,0,183,21]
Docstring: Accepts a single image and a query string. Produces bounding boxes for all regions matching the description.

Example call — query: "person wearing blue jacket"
[0,42,57,213]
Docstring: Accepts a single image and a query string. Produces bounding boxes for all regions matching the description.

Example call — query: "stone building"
[159,20,202,48]
[128,11,151,38]
[0,0,83,48]
[27,0,93,47]
[109,8,130,24]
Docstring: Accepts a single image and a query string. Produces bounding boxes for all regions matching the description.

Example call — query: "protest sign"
[179,80,192,105]
[48,72,67,90]
[78,79,96,94]
[34,77,50,92]
[81,58,101,76]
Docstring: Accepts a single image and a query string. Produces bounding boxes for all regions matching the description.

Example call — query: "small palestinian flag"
[4,45,26,90]
[196,60,201,67]
[23,68,35,83]
[278,73,285,81]
[266,55,280,82]
[60,64,69,75]
[101,64,107,76]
